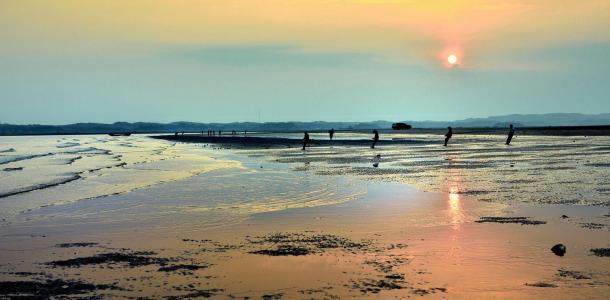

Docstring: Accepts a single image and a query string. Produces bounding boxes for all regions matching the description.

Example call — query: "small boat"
[108,133,132,137]
[392,123,412,130]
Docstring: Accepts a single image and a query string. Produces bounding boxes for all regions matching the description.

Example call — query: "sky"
[1,0,610,124]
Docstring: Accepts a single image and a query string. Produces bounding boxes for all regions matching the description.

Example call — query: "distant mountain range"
[1,113,610,135]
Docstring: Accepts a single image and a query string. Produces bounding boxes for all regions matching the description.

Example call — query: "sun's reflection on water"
[446,159,465,230]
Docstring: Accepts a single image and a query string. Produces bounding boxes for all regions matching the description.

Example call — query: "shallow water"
[240,133,610,206]
[0,135,365,229]
[2,134,609,228]
[0,135,241,221]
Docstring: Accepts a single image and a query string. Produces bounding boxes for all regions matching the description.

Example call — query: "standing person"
[218,130,221,136]
[506,124,515,145]
[302,131,310,150]
[371,130,379,149]
[444,126,453,146]
[329,128,335,140]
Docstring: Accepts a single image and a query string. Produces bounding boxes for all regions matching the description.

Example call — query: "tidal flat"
[1,133,609,299]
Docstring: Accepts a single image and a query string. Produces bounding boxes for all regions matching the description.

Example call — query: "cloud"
[169,44,387,68]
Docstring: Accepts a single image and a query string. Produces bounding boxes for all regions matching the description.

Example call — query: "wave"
[62,147,112,155]
[2,167,24,172]
[64,156,83,165]
[0,174,82,199]
[56,142,81,148]
[0,153,54,165]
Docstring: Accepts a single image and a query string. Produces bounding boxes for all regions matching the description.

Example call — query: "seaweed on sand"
[475,216,546,225]
[590,248,610,257]
[250,245,312,256]
[525,282,557,288]
[48,251,170,268]
[55,242,99,248]
[247,232,372,256]
[164,288,224,299]
[0,279,119,298]
[158,264,210,273]
[557,269,592,280]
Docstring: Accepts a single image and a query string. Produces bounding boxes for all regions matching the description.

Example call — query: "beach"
[1,133,609,299]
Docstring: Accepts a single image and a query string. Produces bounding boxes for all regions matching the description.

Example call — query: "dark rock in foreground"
[551,244,567,257]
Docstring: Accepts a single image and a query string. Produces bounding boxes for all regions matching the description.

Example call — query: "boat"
[108,133,132,137]
[391,123,412,130]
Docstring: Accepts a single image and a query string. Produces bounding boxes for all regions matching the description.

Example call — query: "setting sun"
[448,54,458,65]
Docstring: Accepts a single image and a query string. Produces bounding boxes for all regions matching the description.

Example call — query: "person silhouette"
[444,126,453,146]
[329,128,335,140]
[371,130,379,149]
[506,124,515,145]
[302,131,310,150]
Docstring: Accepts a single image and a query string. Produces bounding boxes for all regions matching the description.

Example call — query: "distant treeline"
[0,121,395,136]
[2,113,610,136]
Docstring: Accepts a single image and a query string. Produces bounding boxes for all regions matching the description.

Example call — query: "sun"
[447,54,458,65]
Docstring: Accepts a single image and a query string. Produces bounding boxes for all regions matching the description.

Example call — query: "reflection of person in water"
[506,124,515,145]
[329,128,335,140]
[444,126,453,146]
[302,132,310,150]
[371,130,379,149]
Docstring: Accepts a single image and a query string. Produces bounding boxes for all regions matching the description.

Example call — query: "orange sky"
[2,0,609,68]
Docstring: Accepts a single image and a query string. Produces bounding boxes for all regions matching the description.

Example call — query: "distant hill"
[1,113,610,135]
[409,113,610,128]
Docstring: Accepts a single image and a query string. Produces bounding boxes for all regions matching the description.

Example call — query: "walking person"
[444,126,453,146]
[371,130,379,149]
[506,124,515,145]
[302,131,310,150]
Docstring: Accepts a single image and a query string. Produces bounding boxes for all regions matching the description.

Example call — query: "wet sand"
[151,134,430,149]
[2,179,609,298]
[1,135,610,299]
